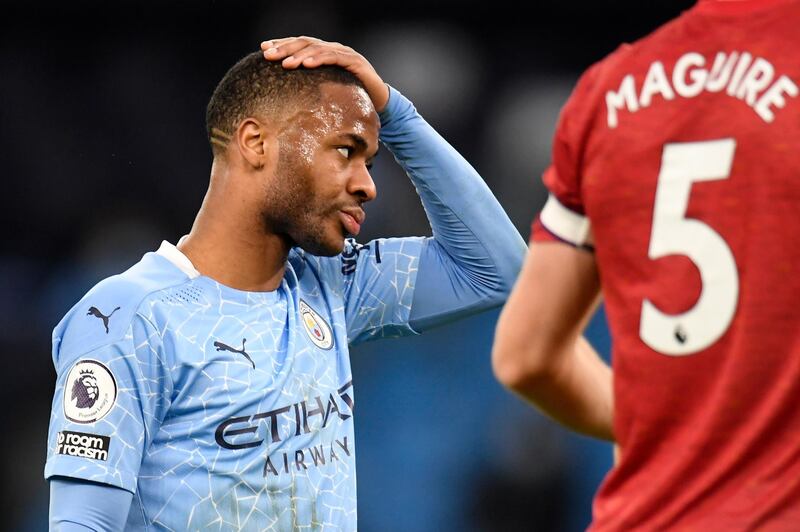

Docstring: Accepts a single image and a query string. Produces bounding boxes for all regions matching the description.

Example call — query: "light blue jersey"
[46,236,420,530]
[46,87,527,531]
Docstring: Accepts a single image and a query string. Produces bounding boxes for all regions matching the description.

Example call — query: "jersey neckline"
[156,240,201,279]
[156,240,284,303]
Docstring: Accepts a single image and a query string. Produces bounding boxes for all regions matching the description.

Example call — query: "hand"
[260,37,390,112]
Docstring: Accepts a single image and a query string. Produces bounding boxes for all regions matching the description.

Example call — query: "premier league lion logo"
[64,360,117,423]
[71,369,100,409]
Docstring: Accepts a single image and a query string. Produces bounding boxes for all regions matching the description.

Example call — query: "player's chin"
[317,239,345,257]
[299,228,346,257]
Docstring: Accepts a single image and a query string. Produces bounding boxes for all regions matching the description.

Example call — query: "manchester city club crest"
[64,360,117,423]
[299,299,334,350]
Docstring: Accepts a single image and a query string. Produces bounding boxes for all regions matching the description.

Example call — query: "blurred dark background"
[1,1,694,530]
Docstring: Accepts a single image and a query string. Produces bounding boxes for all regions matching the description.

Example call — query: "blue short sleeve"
[44,312,172,494]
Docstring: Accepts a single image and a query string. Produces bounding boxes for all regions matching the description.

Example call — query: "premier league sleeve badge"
[63,359,118,424]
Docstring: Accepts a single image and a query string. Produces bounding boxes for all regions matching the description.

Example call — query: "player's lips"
[339,208,365,236]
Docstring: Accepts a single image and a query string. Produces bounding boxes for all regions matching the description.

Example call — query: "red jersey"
[531,0,800,529]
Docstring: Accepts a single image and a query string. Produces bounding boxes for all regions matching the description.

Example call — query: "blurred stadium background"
[1,1,693,530]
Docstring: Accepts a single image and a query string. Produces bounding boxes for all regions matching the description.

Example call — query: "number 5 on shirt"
[640,138,739,356]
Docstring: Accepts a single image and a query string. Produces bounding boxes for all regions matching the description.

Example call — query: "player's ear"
[235,117,272,169]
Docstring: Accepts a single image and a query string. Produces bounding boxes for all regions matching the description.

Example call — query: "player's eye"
[337,147,353,159]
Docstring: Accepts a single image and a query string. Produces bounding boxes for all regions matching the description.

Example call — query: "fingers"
[260,36,318,58]
[260,37,353,70]
[260,36,316,50]
[284,47,355,70]
[258,36,389,111]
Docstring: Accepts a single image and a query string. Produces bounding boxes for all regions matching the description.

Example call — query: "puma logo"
[87,306,121,334]
[214,338,255,369]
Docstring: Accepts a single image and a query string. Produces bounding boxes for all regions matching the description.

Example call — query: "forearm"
[493,241,612,439]
[511,337,613,440]
[379,87,525,328]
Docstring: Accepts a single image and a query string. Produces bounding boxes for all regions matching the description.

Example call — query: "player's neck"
[179,231,288,293]
[178,173,290,293]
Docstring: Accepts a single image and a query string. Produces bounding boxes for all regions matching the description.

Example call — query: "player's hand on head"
[260,36,389,112]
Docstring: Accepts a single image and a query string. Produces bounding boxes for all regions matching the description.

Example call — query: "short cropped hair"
[206,51,364,155]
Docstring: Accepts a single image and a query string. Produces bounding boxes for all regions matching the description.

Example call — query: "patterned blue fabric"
[45,87,526,531]
[46,237,421,531]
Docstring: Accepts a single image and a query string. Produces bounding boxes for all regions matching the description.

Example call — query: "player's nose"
[349,164,377,202]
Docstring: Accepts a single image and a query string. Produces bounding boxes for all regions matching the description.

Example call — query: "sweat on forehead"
[277,84,379,166]
[205,52,366,152]
[282,83,375,130]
